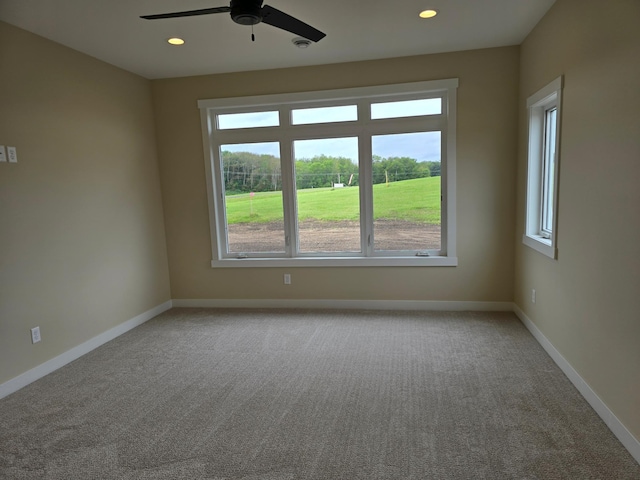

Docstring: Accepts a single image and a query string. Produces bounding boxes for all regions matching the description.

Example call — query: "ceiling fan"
[140,0,326,42]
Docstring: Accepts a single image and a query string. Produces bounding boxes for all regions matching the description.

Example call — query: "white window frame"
[198,79,458,268]
[523,76,562,259]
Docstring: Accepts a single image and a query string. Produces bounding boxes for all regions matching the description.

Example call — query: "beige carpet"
[1,308,638,479]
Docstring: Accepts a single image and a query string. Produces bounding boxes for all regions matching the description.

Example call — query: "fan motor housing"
[230,0,263,25]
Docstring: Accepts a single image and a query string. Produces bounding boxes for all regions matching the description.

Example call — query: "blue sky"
[222,132,441,163]
[218,99,442,163]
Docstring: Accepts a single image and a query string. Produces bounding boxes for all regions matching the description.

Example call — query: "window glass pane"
[371,98,441,119]
[371,132,441,251]
[218,111,279,130]
[541,107,557,234]
[221,142,285,253]
[293,137,360,253]
[291,105,357,125]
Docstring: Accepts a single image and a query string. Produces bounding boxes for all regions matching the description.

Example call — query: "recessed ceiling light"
[167,37,185,45]
[419,9,438,19]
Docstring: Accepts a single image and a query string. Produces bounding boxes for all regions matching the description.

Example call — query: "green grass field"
[225,177,441,225]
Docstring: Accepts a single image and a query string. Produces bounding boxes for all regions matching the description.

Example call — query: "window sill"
[212,256,458,268]
[522,234,556,259]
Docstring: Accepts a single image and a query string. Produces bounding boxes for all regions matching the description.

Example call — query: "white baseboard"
[513,304,640,465]
[172,298,514,312]
[0,300,173,400]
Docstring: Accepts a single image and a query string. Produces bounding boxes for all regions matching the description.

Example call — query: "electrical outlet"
[31,327,41,344]
[531,289,536,304]
[284,273,291,285]
[7,146,17,163]
[0,146,6,162]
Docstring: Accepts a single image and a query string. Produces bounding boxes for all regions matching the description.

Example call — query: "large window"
[524,76,562,259]
[199,79,458,267]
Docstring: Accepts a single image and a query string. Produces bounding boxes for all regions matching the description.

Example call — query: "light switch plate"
[7,146,17,163]
[0,146,6,162]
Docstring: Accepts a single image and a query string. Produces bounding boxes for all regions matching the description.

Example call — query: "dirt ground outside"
[227,220,440,253]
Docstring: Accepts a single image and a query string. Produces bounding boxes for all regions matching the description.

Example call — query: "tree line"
[222,151,440,194]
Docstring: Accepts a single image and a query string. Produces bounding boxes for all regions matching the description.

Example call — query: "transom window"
[198,79,458,267]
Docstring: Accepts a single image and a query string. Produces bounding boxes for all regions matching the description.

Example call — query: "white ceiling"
[0,0,556,80]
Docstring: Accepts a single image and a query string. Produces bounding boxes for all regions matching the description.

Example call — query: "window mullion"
[279,107,299,257]
[358,101,373,257]
[443,86,457,257]
[438,131,448,256]
[209,138,229,258]
[279,130,298,257]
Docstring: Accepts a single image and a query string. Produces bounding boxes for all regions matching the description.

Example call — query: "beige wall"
[152,47,519,302]
[0,22,171,384]
[1,0,638,454]
[515,0,640,440]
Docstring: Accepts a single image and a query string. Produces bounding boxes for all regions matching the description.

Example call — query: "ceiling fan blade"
[141,7,231,20]
[260,5,325,42]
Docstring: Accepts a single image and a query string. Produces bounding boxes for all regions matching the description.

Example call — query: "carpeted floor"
[1,308,638,479]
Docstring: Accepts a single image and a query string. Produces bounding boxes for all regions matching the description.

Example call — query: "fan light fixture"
[419,9,438,19]
[167,37,185,45]
[292,37,312,48]
[141,1,326,43]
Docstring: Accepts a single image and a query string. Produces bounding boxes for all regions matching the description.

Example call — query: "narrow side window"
[523,76,562,259]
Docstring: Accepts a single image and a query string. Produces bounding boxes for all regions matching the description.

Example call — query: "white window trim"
[199,79,458,268]
[523,76,562,259]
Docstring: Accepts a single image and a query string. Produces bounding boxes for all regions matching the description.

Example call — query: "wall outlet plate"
[7,146,17,163]
[31,327,41,344]
[0,146,6,162]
